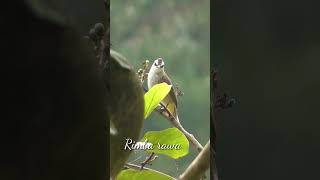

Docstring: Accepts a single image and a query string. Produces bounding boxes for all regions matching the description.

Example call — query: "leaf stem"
[124,163,177,180]
[140,152,156,170]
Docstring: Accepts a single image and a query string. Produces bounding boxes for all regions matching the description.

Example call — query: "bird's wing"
[161,71,178,108]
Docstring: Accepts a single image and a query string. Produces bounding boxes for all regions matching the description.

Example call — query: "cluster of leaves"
[116,83,190,180]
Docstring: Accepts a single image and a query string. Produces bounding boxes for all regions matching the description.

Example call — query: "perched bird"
[148,58,179,122]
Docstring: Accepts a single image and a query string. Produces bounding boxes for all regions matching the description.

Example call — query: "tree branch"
[156,103,204,152]
[179,141,210,180]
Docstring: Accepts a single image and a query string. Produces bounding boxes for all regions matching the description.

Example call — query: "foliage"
[117,169,174,180]
[141,128,189,159]
[108,50,145,178]
[144,83,172,119]
[116,82,189,179]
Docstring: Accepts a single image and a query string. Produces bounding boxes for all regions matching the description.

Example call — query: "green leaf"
[141,128,189,159]
[116,169,174,180]
[144,83,172,119]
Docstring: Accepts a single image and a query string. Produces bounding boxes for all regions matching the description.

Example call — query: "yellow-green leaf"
[144,83,171,119]
[141,128,189,159]
[116,169,174,180]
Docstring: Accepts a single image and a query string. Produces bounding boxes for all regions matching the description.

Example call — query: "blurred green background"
[111,0,210,178]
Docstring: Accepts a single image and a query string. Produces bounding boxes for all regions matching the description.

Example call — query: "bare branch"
[156,103,203,152]
[139,152,158,170]
[179,141,210,180]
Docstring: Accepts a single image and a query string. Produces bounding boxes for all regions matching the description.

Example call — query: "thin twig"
[179,141,210,180]
[140,152,158,169]
[125,163,177,180]
[137,60,149,83]
[127,154,143,164]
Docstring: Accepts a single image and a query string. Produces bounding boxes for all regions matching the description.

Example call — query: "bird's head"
[153,58,165,69]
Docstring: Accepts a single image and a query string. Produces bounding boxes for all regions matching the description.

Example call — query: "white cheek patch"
[153,59,164,69]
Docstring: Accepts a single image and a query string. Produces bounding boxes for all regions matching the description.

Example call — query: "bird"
[148,58,180,122]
